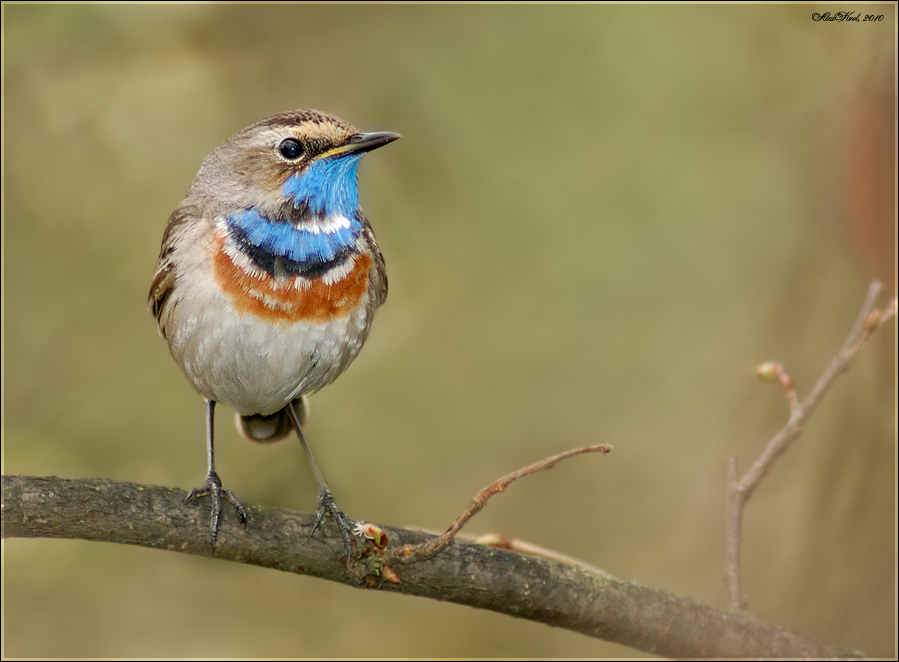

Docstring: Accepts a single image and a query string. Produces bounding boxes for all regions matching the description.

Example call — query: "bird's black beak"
[322,132,401,159]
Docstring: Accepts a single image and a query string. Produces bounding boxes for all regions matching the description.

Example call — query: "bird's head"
[188,109,399,224]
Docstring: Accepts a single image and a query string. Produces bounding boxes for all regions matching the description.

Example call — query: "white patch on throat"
[305,214,352,235]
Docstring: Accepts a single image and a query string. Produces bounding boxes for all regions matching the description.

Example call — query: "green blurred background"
[3,4,895,658]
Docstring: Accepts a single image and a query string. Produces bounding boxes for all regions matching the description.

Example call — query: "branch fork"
[724,282,896,609]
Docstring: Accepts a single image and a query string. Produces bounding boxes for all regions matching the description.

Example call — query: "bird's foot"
[311,490,358,562]
[186,471,248,548]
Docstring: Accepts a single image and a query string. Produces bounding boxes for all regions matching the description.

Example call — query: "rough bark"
[2,474,858,659]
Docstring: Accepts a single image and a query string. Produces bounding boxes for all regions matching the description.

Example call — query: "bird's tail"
[236,396,309,443]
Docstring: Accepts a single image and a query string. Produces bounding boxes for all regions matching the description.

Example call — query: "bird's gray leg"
[286,401,357,562]
[186,399,248,548]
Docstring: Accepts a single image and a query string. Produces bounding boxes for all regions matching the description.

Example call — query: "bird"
[148,109,399,555]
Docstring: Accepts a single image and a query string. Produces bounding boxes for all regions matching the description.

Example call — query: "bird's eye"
[278,138,305,160]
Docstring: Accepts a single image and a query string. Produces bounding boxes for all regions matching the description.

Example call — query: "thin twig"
[725,457,745,608]
[385,444,613,566]
[470,532,615,578]
[724,282,896,609]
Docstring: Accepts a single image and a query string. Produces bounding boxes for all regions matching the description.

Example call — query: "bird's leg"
[286,401,357,561]
[186,399,248,548]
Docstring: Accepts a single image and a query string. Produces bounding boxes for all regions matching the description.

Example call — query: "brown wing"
[148,204,196,336]
[148,261,177,335]
[360,216,388,308]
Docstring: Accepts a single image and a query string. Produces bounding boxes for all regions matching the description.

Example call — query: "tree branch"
[3,474,858,658]
[724,282,897,609]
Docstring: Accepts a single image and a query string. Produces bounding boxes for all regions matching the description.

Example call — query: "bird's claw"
[312,490,358,562]
[186,471,248,548]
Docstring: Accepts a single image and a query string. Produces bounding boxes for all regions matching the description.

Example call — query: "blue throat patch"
[227,155,365,277]
[282,154,363,218]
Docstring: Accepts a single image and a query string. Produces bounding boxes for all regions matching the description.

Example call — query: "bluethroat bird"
[149,110,399,555]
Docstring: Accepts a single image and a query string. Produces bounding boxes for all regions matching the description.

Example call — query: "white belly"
[165,277,374,416]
